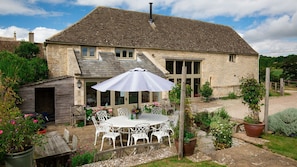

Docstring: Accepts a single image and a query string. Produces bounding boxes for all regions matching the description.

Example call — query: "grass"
[135,156,226,167]
[261,133,297,160]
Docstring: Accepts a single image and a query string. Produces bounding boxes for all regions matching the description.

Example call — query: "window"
[86,82,97,107]
[229,54,236,62]
[115,48,134,59]
[166,60,201,98]
[166,61,174,74]
[100,91,110,106]
[142,91,150,103]
[115,91,125,105]
[81,46,96,58]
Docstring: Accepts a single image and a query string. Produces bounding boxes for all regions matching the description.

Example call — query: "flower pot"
[174,138,197,156]
[5,146,34,167]
[244,122,265,137]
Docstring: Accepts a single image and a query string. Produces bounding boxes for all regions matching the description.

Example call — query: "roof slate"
[46,7,258,55]
[75,51,165,78]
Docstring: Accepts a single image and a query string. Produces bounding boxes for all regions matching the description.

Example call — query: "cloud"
[250,40,297,57]
[0,0,63,16]
[239,11,297,56]
[243,12,297,42]
[170,0,297,20]
[0,26,60,43]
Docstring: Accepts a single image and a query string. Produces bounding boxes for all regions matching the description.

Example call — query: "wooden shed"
[17,76,74,124]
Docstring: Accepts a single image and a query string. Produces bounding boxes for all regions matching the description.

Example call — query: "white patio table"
[105,113,168,146]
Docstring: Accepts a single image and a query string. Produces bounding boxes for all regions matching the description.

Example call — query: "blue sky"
[0,0,297,57]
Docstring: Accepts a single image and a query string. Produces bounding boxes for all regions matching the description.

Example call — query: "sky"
[0,0,297,57]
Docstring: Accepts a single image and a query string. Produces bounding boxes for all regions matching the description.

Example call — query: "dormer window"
[81,46,96,58]
[115,48,134,59]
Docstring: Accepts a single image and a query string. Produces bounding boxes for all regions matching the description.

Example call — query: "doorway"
[35,88,55,122]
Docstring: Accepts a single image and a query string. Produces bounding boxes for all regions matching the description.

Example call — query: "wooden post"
[264,68,270,133]
[280,78,284,96]
[178,66,186,159]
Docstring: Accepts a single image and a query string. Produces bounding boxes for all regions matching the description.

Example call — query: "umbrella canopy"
[91,68,174,92]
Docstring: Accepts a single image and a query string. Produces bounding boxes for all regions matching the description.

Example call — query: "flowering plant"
[131,107,141,114]
[143,102,160,113]
[0,115,44,154]
[0,75,44,154]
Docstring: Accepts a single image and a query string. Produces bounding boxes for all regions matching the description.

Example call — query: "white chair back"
[96,110,108,122]
[117,107,129,117]
[151,107,163,115]
[130,123,150,145]
[133,123,150,133]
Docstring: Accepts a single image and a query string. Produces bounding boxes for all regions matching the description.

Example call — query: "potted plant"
[239,76,265,137]
[0,76,44,167]
[170,83,197,156]
[200,81,213,102]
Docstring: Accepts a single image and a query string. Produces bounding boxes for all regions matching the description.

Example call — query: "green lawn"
[261,134,297,160]
[135,156,226,167]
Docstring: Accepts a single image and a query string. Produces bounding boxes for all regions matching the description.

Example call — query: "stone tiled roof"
[75,51,165,78]
[46,7,258,56]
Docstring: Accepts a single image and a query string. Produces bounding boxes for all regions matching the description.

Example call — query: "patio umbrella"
[91,68,174,92]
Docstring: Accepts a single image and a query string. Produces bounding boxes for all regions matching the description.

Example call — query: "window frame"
[81,46,96,59]
[229,54,236,63]
[115,48,134,59]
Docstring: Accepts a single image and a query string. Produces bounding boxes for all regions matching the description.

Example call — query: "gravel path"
[206,90,297,121]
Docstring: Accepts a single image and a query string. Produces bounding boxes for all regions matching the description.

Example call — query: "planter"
[174,138,197,156]
[5,146,34,167]
[244,122,265,137]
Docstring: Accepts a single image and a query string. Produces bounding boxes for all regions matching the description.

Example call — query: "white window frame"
[115,48,134,59]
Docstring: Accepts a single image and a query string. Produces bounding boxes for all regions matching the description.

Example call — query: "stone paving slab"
[209,144,297,167]
[233,132,270,145]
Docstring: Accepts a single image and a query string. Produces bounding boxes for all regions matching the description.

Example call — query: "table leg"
[127,128,131,146]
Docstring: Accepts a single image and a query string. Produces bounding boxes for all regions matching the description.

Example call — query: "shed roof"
[46,7,258,56]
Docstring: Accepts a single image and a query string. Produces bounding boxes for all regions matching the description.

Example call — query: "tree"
[0,51,32,88]
[281,54,297,80]
[0,51,48,89]
[14,41,40,59]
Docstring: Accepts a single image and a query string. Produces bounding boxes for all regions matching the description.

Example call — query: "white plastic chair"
[92,116,106,145]
[151,107,163,115]
[96,110,108,123]
[117,107,129,117]
[130,123,150,145]
[100,122,123,151]
[150,123,172,147]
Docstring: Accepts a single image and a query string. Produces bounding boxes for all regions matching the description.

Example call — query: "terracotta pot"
[244,122,265,137]
[174,138,197,156]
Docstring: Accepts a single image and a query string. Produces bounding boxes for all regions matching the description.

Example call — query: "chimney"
[149,2,153,22]
[14,32,16,41]
[29,32,34,43]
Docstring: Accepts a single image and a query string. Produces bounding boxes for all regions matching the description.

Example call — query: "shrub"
[193,111,212,133]
[200,81,213,102]
[210,108,234,150]
[71,151,94,167]
[227,92,238,99]
[268,108,297,136]
[213,108,230,120]
[210,116,234,150]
